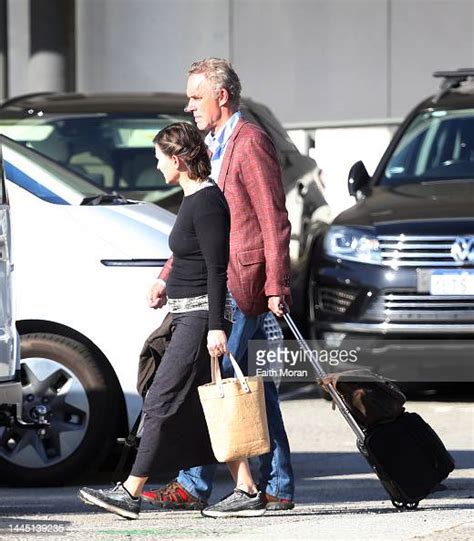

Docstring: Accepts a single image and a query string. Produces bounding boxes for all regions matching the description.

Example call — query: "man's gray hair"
[188,58,242,109]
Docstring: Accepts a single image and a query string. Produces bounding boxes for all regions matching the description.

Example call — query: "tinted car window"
[0,114,189,192]
[381,109,474,184]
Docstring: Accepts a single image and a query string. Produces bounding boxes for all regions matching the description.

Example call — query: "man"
[145,58,295,514]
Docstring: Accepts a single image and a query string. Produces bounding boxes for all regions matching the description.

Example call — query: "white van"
[0,136,174,485]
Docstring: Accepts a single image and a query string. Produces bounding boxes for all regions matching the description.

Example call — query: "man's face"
[186,73,223,133]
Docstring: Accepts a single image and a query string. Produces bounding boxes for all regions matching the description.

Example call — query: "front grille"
[365,290,474,322]
[377,235,472,267]
[318,287,357,315]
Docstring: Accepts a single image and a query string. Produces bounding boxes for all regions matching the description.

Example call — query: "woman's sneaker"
[78,483,141,520]
[201,489,266,518]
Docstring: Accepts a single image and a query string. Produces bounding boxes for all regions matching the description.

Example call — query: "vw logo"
[451,236,474,263]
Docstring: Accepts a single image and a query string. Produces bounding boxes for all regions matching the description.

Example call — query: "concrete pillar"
[6,0,74,98]
[6,0,28,97]
[28,0,75,92]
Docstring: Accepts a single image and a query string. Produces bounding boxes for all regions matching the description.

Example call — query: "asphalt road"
[0,389,472,540]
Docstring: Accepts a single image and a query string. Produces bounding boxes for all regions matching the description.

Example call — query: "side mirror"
[348,161,371,197]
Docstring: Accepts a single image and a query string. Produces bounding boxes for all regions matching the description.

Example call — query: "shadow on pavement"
[0,449,470,518]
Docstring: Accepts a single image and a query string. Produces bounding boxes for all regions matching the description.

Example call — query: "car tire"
[0,333,119,486]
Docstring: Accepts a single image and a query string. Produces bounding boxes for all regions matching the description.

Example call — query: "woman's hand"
[207,330,228,358]
[148,280,168,309]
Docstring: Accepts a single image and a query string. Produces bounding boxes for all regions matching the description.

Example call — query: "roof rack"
[432,69,474,102]
[0,91,54,110]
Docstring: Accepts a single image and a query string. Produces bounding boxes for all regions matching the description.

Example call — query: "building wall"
[7,0,474,123]
[76,0,231,94]
[390,0,474,117]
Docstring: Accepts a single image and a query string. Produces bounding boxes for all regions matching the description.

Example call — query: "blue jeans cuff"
[176,473,207,501]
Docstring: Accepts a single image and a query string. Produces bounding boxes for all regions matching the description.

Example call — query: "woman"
[78,122,265,519]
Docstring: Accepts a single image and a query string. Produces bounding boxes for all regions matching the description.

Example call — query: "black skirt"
[131,311,220,477]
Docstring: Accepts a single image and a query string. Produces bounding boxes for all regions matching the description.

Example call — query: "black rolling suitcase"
[283,313,455,509]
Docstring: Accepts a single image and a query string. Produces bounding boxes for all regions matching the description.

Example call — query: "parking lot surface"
[0,392,472,540]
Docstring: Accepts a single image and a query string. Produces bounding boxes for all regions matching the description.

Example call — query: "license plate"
[430,270,474,296]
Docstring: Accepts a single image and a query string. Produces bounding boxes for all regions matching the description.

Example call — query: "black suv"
[310,69,474,382]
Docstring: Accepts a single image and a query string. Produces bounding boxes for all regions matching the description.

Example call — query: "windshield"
[0,135,107,205]
[0,114,190,193]
[380,108,474,185]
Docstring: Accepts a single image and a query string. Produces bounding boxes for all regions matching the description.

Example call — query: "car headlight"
[324,226,382,264]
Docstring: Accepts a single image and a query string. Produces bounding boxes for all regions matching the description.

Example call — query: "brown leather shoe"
[141,481,207,510]
[264,492,295,510]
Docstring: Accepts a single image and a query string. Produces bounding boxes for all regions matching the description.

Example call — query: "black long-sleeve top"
[167,184,230,330]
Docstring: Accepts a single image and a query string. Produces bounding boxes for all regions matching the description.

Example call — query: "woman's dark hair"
[153,122,211,181]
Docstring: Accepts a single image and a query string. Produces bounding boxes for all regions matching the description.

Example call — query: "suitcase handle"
[282,312,366,442]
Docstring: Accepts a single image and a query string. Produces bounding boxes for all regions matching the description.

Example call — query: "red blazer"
[160,119,291,316]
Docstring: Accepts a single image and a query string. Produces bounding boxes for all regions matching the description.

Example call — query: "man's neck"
[212,108,239,135]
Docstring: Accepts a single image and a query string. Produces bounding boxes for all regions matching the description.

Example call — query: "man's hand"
[148,280,167,309]
[268,295,288,317]
[207,330,228,358]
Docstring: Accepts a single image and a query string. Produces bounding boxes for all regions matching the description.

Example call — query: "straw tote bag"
[198,353,270,462]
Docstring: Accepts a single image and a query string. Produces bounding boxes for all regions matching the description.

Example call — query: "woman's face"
[155,144,179,185]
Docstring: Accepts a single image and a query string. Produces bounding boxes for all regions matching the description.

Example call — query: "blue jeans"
[177,306,295,501]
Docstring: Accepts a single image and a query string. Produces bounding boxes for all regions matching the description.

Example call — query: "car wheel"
[0,333,118,486]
